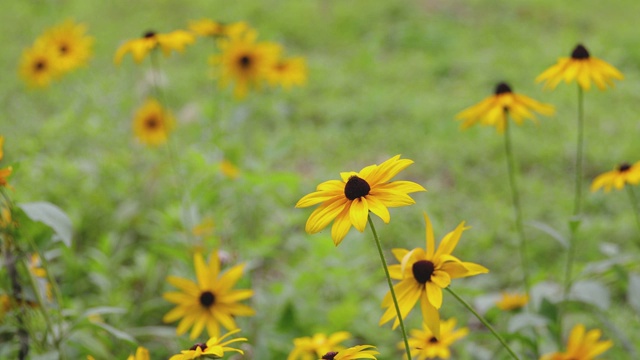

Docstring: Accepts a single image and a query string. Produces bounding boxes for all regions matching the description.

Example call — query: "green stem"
[626,186,640,248]
[446,287,520,360]
[368,216,412,359]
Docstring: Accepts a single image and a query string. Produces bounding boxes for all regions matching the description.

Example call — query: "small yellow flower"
[536,44,624,91]
[1,294,38,321]
[189,19,251,39]
[127,346,150,360]
[19,42,62,88]
[403,318,468,359]
[29,254,47,278]
[320,345,379,360]
[288,331,352,360]
[591,161,640,193]
[169,329,247,360]
[296,155,425,246]
[495,292,529,311]
[39,19,93,72]
[540,324,612,360]
[379,212,488,338]
[220,159,240,179]
[132,99,175,146]
[114,30,195,65]
[456,82,555,133]
[267,57,307,89]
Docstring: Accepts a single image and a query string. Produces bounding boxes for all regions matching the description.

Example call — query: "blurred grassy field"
[3,0,640,358]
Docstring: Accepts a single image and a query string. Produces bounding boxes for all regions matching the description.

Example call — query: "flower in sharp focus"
[540,324,612,360]
[287,332,352,360]
[402,318,468,360]
[495,292,529,311]
[169,329,247,360]
[132,98,175,146]
[590,161,640,193]
[39,19,93,72]
[267,56,307,90]
[19,42,62,88]
[320,345,379,360]
[456,82,555,133]
[296,155,425,246]
[536,44,623,91]
[114,29,195,64]
[163,251,254,340]
[379,212,488,338]
[127,346,150,360]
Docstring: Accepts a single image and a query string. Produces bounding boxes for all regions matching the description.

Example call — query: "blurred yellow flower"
[1,294,38,321]
[132,98,175,146]
[267,57,307,89]
[540,324,612,360]
[403,318,468,359]
[114,30,195,64]
[456,82,555,133]
[0,136,4,160]
[220,159,240,179]
[296,155,425,246]
[127,346,150,360]
[495,292,529,311]
[19,42,62,88]
[192,217,215,237]
[320,345,379,360]
[380,212,488,338]
[189,19,251,39]
[0,136,11,189]
[591,162,640,193]
[536,44,623,91]
[40,19,93,72]
[288,331,352,360]
[29,254,47,278]
[169,329,247,360]
[163,251,254,340]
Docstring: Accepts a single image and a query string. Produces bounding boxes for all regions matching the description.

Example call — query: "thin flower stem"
[3,235,30,360]
[446,287,520,360]
[626,186,640,248]
[367,216,412,359]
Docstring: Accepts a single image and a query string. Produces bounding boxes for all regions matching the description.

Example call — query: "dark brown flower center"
[59,44,69,54]
[199,291,216,307]
[238,55,252,69]
[344,176,371,200]
[428,336,439,343]
[33,60,47,72]
[143,31,157,38]
[412,260,435,284]
[618,163,631,172]
[494,82,513,95]
[571,44,590,59]
[189,343,208,351]
[322,352,338,360]
[145,116,159,130]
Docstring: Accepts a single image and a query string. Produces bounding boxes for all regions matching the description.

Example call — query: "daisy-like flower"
[114,29,195,64]
[540,324,613,360]
[39,19,93,72]
[132,98,176,146]
[288,331,352,360]
[163,251,254,340]
[0,136,12,188]
[210,29,280,98]
[320,345,379,360]
[19,43,62,88]
[402,318,468,360]
[591,161,640,193]
[379,212,488,338]
[189,19,250,39]
[456,82,555,133]
[267,57,307,89]
[495,292,529,311]
[169,329,247,360]
[536,44,624,91]
[296,155,425,246]
[127,346,150,360]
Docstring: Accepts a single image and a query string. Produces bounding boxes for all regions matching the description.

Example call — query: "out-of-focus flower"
[220,159,240,179]
[403,318,468,359]
[0,136,12,188]
[127,346,150,360]
[288,332,352,360]
[591,161,640,193]
[132,98,175,146]
[40,19,93,72]
[189,19,251,39]
[19,43,62,88]
[540,324,612,360]
[267,57,307,89]
[169,329,247,360]
[114,30,195,64]
[320,345,379,360]
[192,217,215,237]
[495,292,529,311]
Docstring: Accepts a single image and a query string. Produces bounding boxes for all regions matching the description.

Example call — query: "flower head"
[114,29,195,64]
[220,159,240,179]
[296,155,425,246]
[456,82,555,133]
[19,42,62,88]
[0,136,11,188]
[163,251,254,340]
[288,331,352,360]
[189,20,250,39]
[320,345,379,360]
[132,98,175,146]
[540,324,613,360]
[267,56,307,89]
[169,329,247,360]
[591,161,640,193]
[127,346,150,360]
[39,19,93,72]
[536,44,624,91]
[403,318,468,359]
[495,292,529,311]
[379,212,488,338]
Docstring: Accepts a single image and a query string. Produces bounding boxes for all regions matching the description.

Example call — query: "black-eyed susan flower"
[495,292,529,311]
[267,57,307,89]
[0,136,11,188]
[540,324,612,360]
[169,329,247,360]
[296,155,425,246]
[379,212,488,338]
[132,98,175,146]
[189,19,250,39]
[126,346,150,360]
[320,345,379,360]
[163,251,254,340]
[456,82,555,133]
[591,161,640,193]
[40,19,93,72]
[288,331,352,360]
[536,44,623,91]
[114,30,195,65]
[19,43,62,88]
[403,318,468,360]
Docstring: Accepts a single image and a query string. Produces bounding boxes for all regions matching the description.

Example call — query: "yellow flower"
[267,56,307,89]
[296,155,425,246]
[163,251,254,340]
[169,329,247,360]
[189,19,250,39]
[40,19,93,72]
[495,292,529,311]
[132,98,175,146]
[320,345,379,360]
[210,29,280,98]
[29,254,47,278]
[536,44,624,91]
[127,346,150,360]
[403,318,468,359]
[1,294,38,321]
[0,136,4,160]
[591,161,640,193]
[220,159,240,179]
[114,30,195,64]
[19,42,62,88]
[540,324,613,360]
[192,217,215,237]
[0,136,11,189]
[288,331,352,360]
[379,212,488,338]
[456,82,555,133]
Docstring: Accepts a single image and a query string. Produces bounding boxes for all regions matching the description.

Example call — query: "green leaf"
[528,221,568,248]
[18,202,73,247]
[569,280,610,310]
[628,273,640,314]
[91,321,136,344]
[82,307,127,318]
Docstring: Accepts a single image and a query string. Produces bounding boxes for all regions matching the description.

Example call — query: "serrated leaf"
[628,273,640,314]
[18,202,73,247]
[569,280,610,310]
[527,221,568,248]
